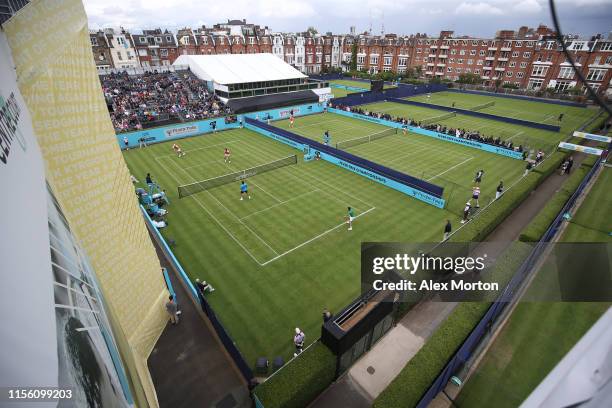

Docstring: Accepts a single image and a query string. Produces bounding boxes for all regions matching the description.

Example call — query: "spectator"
[565,156,574,174]
[444,220,452,241]
[322,309,332,323]
[496,181,504,200]
[165,295,179,325]
[293,328,305,357]
[195,278,215,295]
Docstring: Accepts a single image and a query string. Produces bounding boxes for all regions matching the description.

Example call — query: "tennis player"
[461,202,471,224]
[346,206,355,231]
[224,147,231,164]
[289,114,295,128]
[471,186,481,208]
[172,143,186,157]
[323,130,331,146]
[474,169,484,184]
[240,181,250,200]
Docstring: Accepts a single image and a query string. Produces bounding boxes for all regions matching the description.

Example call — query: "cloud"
[513,0,543,13]
[454,2,503,15]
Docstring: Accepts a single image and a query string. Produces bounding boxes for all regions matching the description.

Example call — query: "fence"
[414,140,609,407]
[447,85,588,107]
[331,83,449,106]
[140,206,254,383]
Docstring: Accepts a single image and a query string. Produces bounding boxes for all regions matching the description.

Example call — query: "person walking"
[495,181,504,200]
[444,220,452,241]
[165,295,179,325]
[524,161,533,177]
[293,328,305,357]
[565,156,574,174]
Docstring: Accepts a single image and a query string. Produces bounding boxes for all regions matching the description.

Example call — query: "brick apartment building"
[91,21,611,98]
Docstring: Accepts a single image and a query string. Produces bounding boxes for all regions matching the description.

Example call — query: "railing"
[0,0,29,24]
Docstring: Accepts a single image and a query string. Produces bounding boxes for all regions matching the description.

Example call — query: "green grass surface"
[562,166,612,242]
[407,91,594,126]
[123,127,462,366]
[275,112,525,216]
[355,100,596,154]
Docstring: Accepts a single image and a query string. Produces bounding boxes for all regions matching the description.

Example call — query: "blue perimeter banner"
[329,108,525,160]
[116,102,325,149]
[244,118,446,208]
[329,83,369,92]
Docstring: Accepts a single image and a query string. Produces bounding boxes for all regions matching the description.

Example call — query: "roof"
[173,53,307,85]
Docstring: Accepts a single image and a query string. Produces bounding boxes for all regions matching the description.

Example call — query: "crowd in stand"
[331,103,526,155]
[100,70,231,132]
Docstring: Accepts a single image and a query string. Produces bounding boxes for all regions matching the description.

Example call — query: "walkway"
[310,151,591,408]
[147,234,250,408]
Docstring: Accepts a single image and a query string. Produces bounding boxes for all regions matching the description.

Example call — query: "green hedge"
[254,342,336,408]
[449,172,542,242]
[520,164,590,242]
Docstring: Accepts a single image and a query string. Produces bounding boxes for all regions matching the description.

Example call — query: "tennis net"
[336,127,397,150]
[178,155,298,198]
[470,101,495,111]
[421,111,457,125]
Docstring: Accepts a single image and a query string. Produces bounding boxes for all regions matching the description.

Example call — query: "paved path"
[147,235,249,408]
[310,152,591,408]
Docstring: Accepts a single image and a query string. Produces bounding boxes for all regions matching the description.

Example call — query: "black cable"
[548,0,612,117]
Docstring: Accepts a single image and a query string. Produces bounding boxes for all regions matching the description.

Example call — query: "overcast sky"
[84,0,612,38]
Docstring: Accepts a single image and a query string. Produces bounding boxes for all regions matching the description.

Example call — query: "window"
[139,37,146,43]
[600,42,612,51]
[479,50,485,56]
[474,69,480,74]
[509,61,516,67]
[398,57,407,66]
[166,35,172,42]
[546,54,553,62]
[370,56,378,64]
[449,58,455,63]
[512,51,519,57]
[527,78,544,89]
[316,55,321,63]
[516,41,522,47]
[558,66,574,79]
[516,72,524,78]
[384,56,392,65]
[161,49,168,57]
[586,68,606,81]
[116,51,123,61]
[458,59,464,64]
[520,62,528,68]
[594,56,602,65]
[531,65,549,76]
[325,55,330,63]
[470,50,476,56]
[466,68,471,73]
[155,37,162,44]
[472,40,478,46]
[606,56,612,65]
[447,67,452,72]
[467,59,473,65]
[526,41,534,47]
[357,56,365,64]
[523,52,531,58]
[451,49,457,55]
[570,41,585,50]
[90,37,98,46]
[506,71,513,77]
[477,60,483,65]
[307,55,313,63]
[383,66,392,72]
[459,50,466,55]
[181,36,189,45]
[417,48,422,53]
[455,67,462,73]
[554,80,573,92]
[117,36,125,46]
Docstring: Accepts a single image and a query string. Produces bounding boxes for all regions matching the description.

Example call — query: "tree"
[306,26,318,36]
[414,66,423,78]
[456,73,483,85]
[350,42,358,72]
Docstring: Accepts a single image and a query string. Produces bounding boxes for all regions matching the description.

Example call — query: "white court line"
[226,162,282,203]
[427,157,474,181]
[292,119,347,129]
[155,140,241,159]
[183,159,228,170]
[506,131,525,141]
[242,139,375,209]
[166,157,280,256]
[240,189,320,220]
[154,155,265,265]
[260,207,377,267]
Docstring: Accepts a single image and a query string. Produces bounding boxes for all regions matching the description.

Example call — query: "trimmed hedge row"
[519,164,591,242]
[449,172,542,242]
[254,342,336,408]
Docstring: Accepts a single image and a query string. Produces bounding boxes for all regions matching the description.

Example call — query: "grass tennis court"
[122,127,461,365]
[275,112,526,215]
[406,90,595,127]
[330,79,395,98]
[353,100,596,154]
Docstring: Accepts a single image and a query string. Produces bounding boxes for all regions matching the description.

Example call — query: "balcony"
[428,54,437,58]
[501,47,512,52]
[430,45,438,49]
[438,54,447,59]
[485,56,495,61]
[440,45,450,49]
[495,67,505,71]
[481,75,490,79]
[425,71,434,75]
[488,47,498,51]
[435,71,444,76]
[427,62,435,66]
[498,57,508,62]
[483,66,492,70]
[437,63,446,67]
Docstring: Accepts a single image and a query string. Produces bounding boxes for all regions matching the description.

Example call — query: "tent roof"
[173,53,307,85]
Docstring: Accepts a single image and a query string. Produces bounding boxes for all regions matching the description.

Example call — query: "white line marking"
[240,189,320,220]
[427,157,474,181]
[260,207,377,266]
[154,155,265,265]
[506,131,525,141]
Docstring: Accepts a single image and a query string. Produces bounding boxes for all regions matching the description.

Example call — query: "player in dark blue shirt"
[240,181,250,201]
[323,130,331,146]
